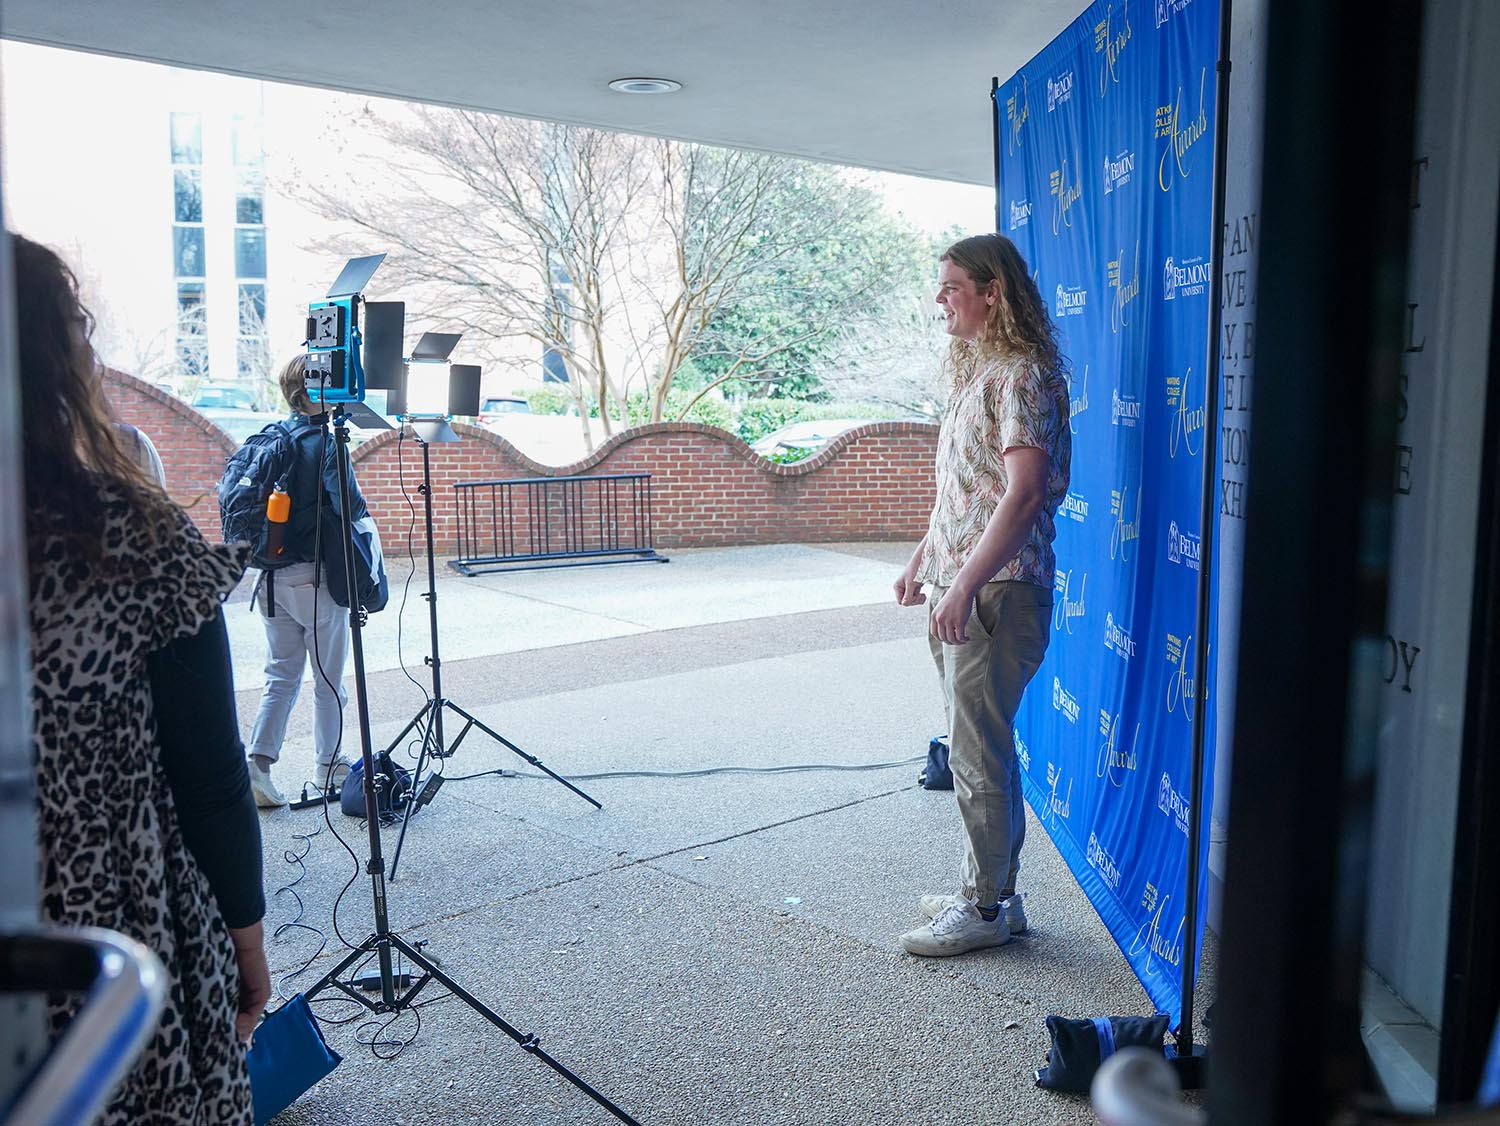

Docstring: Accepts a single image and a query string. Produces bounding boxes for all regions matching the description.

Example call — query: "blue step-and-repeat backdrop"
[994,0,1220,1026]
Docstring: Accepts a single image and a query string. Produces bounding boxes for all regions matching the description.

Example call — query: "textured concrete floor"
[236,543,1214,1126]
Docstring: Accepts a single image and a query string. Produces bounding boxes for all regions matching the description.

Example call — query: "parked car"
[750,419,884,462]
[197,408,284,445]
[476,395,533,428]
[191,383,258,412]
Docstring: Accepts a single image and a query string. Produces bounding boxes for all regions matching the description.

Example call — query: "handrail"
[1091,1047,1206,1126]
[1,926,166,1126]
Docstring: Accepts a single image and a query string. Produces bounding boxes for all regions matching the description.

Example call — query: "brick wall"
[106,374,940,552]
[351,421,939,553]
[104,368,237,541]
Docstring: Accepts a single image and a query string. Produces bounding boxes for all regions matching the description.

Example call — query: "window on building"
[235,170,264,224]
[173,225,206,278]
[170,112,202,164]
[234,227,266,278]
[231,114,263,167]
[237,283,266,333]
[173,168,202,223]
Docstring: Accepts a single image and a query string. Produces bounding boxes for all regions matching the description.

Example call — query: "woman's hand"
[228,921,271,1044]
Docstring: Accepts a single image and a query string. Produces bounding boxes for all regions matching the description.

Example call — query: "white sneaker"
[312,759,351,792]
[919,892,1028,935]
[900,900,1011,957]
[248,761,287,809]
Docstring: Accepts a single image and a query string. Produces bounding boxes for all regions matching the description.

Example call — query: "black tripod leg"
[389,700,440,881]
[443,701,602,809]
[386,934,639,1125]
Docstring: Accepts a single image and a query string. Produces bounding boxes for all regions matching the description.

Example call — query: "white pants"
[247,562,349,767]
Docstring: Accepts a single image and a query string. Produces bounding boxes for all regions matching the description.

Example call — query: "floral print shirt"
[917,349,1072,589]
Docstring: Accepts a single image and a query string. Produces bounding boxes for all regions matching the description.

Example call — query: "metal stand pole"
[300,411,634,1125]
[385,429,601,882]
[1171,0,1235,1089]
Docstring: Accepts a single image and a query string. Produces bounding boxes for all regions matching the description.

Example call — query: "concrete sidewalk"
[240,543,1211,1126]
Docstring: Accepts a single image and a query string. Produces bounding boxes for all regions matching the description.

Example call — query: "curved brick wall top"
[101,381,941,553]
[350,419,940,553]
[104,368,238,540]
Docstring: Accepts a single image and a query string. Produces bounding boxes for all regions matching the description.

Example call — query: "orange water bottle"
[266,485,291,558]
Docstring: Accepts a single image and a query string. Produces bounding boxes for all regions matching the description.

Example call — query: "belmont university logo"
[1055,283,1087,318]
[1167,521,1202,571]
[1051,677,1081,724]
[1163,253,1210,300]
[1047,69,1075,112]
[1104,612,1138,660]
[1061,491,1090,524]
[1103,149,1136,194]
[1087,831,1123,892]
[1008,198,1032,231]
[1155,0,1193,28]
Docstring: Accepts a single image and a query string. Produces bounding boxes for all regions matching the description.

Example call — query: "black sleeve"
[148,608,266,929]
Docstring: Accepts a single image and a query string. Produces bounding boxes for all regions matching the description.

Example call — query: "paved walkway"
[236,543,1211,1126]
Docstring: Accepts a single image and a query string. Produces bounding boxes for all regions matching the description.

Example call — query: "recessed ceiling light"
[607,77,682,95]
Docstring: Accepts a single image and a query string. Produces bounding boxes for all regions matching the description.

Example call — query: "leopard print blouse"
[30,482,253,1124]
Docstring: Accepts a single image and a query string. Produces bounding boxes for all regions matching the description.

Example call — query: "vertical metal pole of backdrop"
[1177,0,1234,1072]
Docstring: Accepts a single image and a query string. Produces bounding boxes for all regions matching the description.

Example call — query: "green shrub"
[517,385,573,415]
[734,398,803,442]
[763,444,818,464]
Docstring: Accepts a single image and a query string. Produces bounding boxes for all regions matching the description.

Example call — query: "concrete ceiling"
[1,0,1085,185]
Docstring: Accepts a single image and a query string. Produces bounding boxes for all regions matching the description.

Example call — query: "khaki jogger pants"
[928,580,1053,906]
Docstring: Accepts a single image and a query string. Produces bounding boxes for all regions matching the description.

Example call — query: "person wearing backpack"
[225,354,386,807]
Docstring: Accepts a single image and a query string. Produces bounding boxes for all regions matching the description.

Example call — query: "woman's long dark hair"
[14,234,178,569]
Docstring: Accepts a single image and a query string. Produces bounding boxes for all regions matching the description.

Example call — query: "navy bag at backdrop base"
[994,0,1221,1027]
[918,736,955,790]
[247,993,342,1125]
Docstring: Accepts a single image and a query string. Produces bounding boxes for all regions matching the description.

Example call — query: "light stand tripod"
[384,420,601,881]
[300,409,637,1125]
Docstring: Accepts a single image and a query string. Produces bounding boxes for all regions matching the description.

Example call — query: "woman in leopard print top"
[15,234,267,1124]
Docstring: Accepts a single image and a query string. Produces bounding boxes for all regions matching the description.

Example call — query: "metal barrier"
[1,926,167,1125]
[451,473,669,575]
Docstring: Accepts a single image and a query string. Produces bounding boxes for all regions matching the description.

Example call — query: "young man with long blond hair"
[894,233,1072,956]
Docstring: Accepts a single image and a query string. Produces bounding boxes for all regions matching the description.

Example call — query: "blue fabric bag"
[247,993,342,1124]
[918,736,954,790]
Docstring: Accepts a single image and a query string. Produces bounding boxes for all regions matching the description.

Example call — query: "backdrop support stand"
[1172,0,1235,1087]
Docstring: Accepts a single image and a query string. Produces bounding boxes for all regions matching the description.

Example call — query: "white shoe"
[312,759,351,792]
[919,892,1028,935]
[248,761,287,809]
[900,900,1011,957]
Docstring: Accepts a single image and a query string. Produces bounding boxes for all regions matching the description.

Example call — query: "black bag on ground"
[918,735,954,790]
[340,755,411,818]
[1034,1012,1171,1092]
